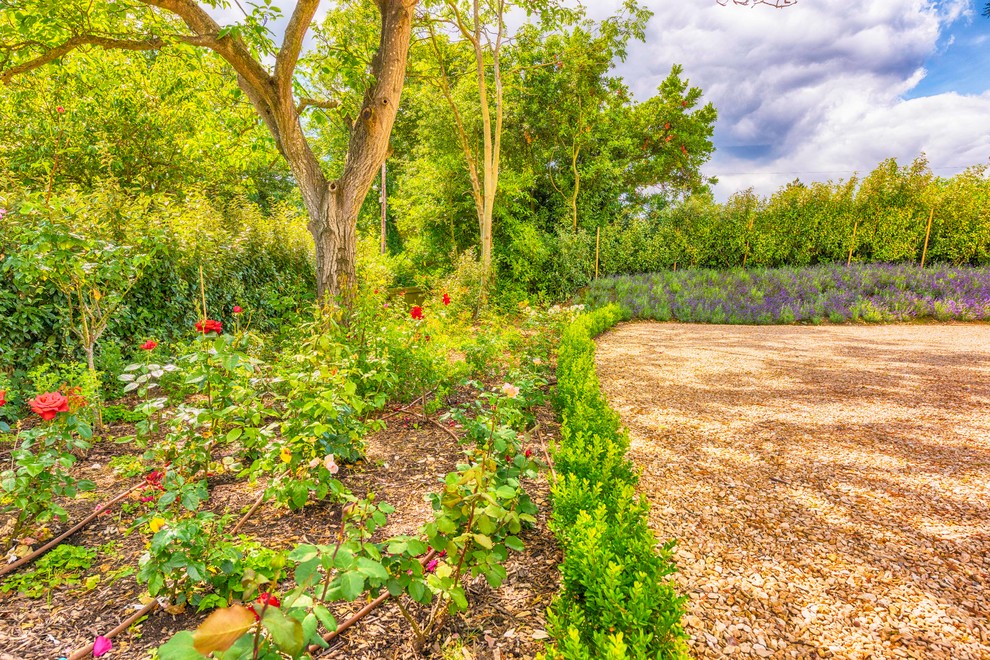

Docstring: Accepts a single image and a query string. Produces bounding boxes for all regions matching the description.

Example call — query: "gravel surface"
[595,322,990,660]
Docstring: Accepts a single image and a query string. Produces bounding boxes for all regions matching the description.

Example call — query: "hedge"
[545,304,689,659]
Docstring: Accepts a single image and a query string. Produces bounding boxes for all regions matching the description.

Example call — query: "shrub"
[545,304,689,659]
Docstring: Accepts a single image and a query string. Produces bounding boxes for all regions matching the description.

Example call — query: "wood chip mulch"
[0,393,561,659]
[595,322,990,660]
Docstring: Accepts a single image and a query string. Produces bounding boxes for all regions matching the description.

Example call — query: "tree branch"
[276,0,321,91]
[139,0,274,102]
[297,97,340,114]
[1,35,164,85]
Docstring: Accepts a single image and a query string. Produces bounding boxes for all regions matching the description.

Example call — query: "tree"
[0,46,284,204]
[0,0,418,300]
[517,2,653,231]
[514,10,717,232]
[420,0,569,290]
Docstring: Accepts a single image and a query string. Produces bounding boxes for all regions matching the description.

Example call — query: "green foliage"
[545,304,689,659]
[0,189,314,382]
[0,397,96,547]
[108,454,148,477]
[8,194,153,373]
[0,544,97,598]
[597,157,990,277]
[136,507,274,610]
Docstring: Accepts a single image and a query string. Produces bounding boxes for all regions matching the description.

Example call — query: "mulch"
[595,322,990,660]
[0,393,561,659]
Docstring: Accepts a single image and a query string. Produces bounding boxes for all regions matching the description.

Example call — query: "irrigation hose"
[0,480,145,578]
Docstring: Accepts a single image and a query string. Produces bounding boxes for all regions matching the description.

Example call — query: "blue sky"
[906,8,990,97]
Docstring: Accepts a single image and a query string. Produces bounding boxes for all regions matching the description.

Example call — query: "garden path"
[595,322,990,660]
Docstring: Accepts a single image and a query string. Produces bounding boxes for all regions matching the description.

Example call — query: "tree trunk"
[239,0,416,302]
[310,184,359,299]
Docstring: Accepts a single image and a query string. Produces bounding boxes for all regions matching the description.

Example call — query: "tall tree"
[0,0,418,299]
[421,0,567,289]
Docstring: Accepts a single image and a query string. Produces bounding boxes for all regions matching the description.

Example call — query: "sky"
[209,0,990,201]
[585,0,990,199]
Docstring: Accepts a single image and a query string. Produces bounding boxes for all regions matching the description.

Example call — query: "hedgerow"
[545,304,689,659]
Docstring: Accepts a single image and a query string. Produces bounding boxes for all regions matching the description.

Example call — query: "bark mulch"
[0,397,560,659]
[595,322,990,660]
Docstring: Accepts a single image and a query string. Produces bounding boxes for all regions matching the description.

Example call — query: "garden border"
[544,304,689,658]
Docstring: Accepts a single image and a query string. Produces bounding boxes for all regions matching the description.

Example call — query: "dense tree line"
[598,156,990,277]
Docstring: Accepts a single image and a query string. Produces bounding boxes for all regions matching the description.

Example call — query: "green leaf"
[262,607,304,656]
[313,604,337,633]
[504,536,525,552]
[339,570,365,601]
[356,557,389,581]
[158,631,207,660]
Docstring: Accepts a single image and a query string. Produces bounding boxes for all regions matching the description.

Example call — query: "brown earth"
[595,322,990,660]
[0,392,560,660]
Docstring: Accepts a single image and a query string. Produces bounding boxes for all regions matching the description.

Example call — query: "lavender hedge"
[583,264,990,324]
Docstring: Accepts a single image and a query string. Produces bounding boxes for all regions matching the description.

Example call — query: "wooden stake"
[199,265,207,320]
[380,161,387,255]
[847,219,859,266]
[920,207,934,268]
[230,491,266,535]
[595,226,600,280]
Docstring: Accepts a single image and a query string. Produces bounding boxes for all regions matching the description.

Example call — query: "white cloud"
[591,0,990,198]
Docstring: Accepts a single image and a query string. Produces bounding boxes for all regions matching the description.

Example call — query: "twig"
[0,480,145,578]
[429,418,461,444]
[534,425,557,484]
[769,476,790,486]
[66,599,160,660]
[379,388,439,420]
[230,491,266,535]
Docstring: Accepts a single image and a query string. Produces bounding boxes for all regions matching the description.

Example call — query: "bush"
[545,304,689,659]
[0,189,314,383]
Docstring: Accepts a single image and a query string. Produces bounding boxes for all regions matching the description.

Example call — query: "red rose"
[57,106,65,114]
[0,390,6,407]
[252,592,280,620]
[681,144,688,155]
[195,319,223,335]
[410,306,423,320]
[256,593,280,608]
[442,293,451,306]
[30,392,69,421]
[141,339,158,351]
[664,122,671,130]
[233,306,243,314]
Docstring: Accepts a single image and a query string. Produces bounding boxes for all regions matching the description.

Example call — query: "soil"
[595,322,990,660]
[0,391,561,659]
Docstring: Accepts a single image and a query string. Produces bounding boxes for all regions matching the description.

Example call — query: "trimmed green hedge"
[545,304,689,659]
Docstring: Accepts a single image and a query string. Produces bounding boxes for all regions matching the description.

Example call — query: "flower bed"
[0,295,573,658]
[584,263,990,324]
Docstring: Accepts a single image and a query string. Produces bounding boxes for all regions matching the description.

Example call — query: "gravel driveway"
[595,322,990,659]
